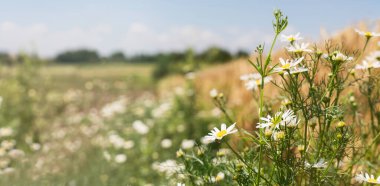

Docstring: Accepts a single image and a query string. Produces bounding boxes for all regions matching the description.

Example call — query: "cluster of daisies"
[257,109,299,140]
[200,28,380,185]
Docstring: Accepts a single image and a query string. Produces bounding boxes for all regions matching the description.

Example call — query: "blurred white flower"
[177,183,185,186]
[101,97,127,118]
[161,139,172,149]
[123,140,135,149]
[356,52,380,70]
[1,140,15,150]
[8,149,25,159]
[200,136,212,145]
[103,151,111,161]
[185,72,195,80]
[209,89,218,98]
[0,167,14,175]
[355,172,380,184]
[240,73,272,90]
[108,134,125,149]
[0,128,13,138]
[132,120,149,134]
[115,154,127,163]
[212,172,225,182]
[287,43,312,53]
[181,139,195,149]
[152,159,183,177]
[204,123,237,142]
[281,32,303,43]
[305,159,327,169]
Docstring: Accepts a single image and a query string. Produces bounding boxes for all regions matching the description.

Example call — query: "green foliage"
[55,49,100,63]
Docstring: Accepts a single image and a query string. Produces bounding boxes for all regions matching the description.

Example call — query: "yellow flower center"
[367,178,377,183]
[365,32,373,37]
[255,79,261,85]
[288,37,295,42]
[216,130,227,138]
[281,63,291,69]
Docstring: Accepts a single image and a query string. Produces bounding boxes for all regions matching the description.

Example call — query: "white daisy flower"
[287,43,312,53]
[331,51,353,62]
[356,51,380,70]
[209,89,218,98]
[161,139,172,149]
[114,154,127,163]
[281,32,303,43]
[212,172,225,182]
[274,57,304,72]
[305,159,327,169]
[177,183,185,186]
[181,139,195,149]
[204,123,238,142]
[355,172,380,184]
[355,60,380,70]
[257,109,298,129]
[240,73,272,90]
[355,29,380,38]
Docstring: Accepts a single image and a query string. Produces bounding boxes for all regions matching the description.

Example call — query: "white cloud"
[0,21,275,57]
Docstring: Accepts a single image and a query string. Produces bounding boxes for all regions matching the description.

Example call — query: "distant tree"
[109,51,127,62]
[0,52,13,65]
[235,50,249,58]
[55,49,99,63]
[197,46,232,63]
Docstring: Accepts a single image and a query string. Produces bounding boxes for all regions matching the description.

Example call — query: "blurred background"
[0,0,379,185]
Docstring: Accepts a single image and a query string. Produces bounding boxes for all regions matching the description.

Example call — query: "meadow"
[0,9,380,186]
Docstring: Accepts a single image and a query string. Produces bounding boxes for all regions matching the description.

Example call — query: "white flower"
[177,183,185,186]
[212,172,225,182]
[287,43,312,53]
[257,109,299,130]
[1,140,15,150]
[8,149,24,159]
[114,154,127,163]
[355,29,380,38]
[103,151,111,161]
[331,51,353,62]
[356,52,380,70]
[185,72,195,80]
[240,73,272,90]
[355,172,380,184]
[200,136,212,145]
[204,123,238,142]
[181,139,195,149]
[274,57,304,72]
[161,139,172,148]
[209,89,218,98]
[305,159,327,169]
[0,128,13,138]
[123,140,135,149]
[281,32,303,43]
[100,97,127,118]
[356,60,380,70]
[132,120,149,134]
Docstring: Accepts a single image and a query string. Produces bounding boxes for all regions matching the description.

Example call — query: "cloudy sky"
[0,0,379,57]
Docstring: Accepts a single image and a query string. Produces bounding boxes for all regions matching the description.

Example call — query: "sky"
[0,0,379,57]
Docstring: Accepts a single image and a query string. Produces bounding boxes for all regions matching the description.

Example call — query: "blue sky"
[0,0,379,57]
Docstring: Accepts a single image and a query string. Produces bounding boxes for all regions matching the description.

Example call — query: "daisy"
[210,89,218,98]
[287,43,312,53]
[281,33,303,43]
[355,29,380,38]
[305,159,327,169]
[274,57,304,72]
[204,123,238,142]
[331,51,353,62]
[288,67,308,74]
[240,73,272,90]
[355,172,380,184]
[257,111,283,129]
[356,52,380,70]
